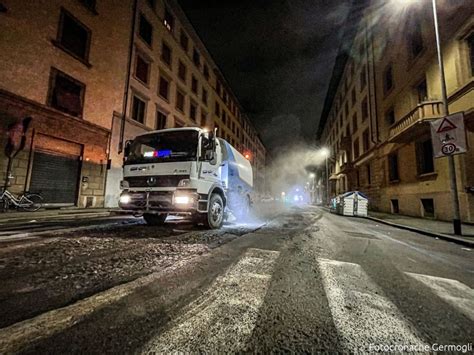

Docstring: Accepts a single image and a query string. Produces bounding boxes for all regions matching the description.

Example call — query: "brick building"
[317,1,474,222]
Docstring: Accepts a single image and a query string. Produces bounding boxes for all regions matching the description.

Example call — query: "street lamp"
[391,0,462,235]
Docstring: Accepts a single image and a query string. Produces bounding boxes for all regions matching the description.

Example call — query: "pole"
[325,156,329,205]
[431,0,462,235]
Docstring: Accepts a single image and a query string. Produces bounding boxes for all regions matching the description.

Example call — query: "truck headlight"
[177,179,191,187]
[175,196,191,204]
[119,194,131,204]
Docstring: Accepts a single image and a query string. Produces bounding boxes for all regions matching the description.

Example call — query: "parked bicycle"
[0,188,43,212]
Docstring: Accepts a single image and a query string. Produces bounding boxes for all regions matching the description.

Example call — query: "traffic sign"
[430,112,467,158]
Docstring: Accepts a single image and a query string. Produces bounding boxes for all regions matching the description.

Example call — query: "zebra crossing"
[142,248,474,353]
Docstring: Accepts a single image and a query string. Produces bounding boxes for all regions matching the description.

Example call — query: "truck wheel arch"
[209,186,226,207]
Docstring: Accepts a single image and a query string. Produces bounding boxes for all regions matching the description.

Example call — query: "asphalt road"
[0,205,472,354]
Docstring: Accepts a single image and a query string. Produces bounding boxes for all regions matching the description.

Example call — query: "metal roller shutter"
[29,151,80,204]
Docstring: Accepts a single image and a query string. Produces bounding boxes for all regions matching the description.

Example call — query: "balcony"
[339,162,353,174]
[388,101,443,143]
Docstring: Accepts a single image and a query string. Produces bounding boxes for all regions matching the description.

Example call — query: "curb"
[366,216,474,248]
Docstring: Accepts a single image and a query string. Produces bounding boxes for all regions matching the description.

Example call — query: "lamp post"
[320,148,330,205]
[393,0,462,234]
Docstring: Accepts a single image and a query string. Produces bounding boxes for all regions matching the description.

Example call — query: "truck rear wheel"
[143,213,167,226]
[204,193,224,229]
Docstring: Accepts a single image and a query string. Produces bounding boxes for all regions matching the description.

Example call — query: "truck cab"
[118,127,253,229]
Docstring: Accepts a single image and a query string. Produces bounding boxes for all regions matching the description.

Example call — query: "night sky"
[178,0,350,155]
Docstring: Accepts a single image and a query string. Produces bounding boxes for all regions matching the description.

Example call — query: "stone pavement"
[368,211,474,247]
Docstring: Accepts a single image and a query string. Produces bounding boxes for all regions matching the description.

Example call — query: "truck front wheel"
[204,193,224,229]
[143,213,167,226]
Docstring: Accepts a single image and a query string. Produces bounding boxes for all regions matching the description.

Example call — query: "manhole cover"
[344,231,379,240]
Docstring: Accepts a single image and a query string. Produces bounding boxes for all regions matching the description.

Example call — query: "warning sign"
[430,112,467,158]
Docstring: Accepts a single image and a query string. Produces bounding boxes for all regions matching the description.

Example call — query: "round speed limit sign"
[441,143,456,155]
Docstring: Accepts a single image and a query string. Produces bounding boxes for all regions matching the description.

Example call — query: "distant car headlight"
[119,194,131,204]
[177,179,191,187]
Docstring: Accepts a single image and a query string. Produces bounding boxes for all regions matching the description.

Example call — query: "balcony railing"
[388,100,443,142]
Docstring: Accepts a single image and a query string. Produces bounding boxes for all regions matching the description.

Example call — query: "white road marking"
[0,256,198,354]
[142,248,280,354]
[318,258,425,351]
[406,272,474,321]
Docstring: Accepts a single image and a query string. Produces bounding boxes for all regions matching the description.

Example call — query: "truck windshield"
[125,130,198,165]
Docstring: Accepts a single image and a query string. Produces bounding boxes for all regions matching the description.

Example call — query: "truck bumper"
[119,190,207,214]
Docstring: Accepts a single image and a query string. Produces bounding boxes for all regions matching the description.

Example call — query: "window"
[202,88,208,104]
[216,80,221,95]
[163,8,174,32]
[156,110,167,129]
[203,64,210,80]
[193,48,201,67]
[139,14,153,46]
[134,53,149,84]
[383,64,393,94]
[360,65,367,89]
[158,75,170,100]
[191,76,198,94]
[361,97,368,121]
[351,88,356,106]
[146,0,155,9]
[468,33,474,76]
[201,111,207,127]
[353,138,360,159]
[344,102,349,119]
[131,95,146,124]
[416,79,428,102]
[386,107,395,125]
[180,31,189,52]
[222,111,227,125]
[416,138,435,175]
[366,163,371,185]
[189,101,197,121]
[410,21,424,58]
[48,68,85,117]
[57,9,91,61]
[421,198,434,218]
[161,42,172,67]
[391,199,399,214]
[388,153,399,182]
[362,129,370,152]
[352,113,358,132]
[178,61,187,82]
[80,0,97,12]
[215,102,220,117]
[176,89,185,112]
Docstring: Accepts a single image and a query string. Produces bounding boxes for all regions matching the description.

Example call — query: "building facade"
[0,0,266,209]
[0,0,132,207]
[317,1,474,222]
[105,0,266,206]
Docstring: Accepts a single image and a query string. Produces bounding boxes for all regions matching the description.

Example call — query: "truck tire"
[204,193,224,229]
[143,213,167,226]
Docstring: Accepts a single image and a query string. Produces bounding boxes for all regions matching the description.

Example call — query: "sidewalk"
[0,208,122,225]
[367,211,474,247]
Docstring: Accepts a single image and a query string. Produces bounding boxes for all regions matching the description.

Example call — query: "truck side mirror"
[124,140,131,158]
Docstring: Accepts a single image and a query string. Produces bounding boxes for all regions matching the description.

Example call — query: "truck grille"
[125,175,188,188]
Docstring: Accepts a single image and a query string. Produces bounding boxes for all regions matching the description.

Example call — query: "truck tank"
[218,138,253,193]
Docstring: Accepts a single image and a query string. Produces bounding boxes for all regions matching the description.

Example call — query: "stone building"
[0,0,266,208]
[317,1,474,222]
[0,0,132,207]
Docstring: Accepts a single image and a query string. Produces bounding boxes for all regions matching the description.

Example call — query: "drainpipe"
[365,8,379,145]
[118,0,138,154]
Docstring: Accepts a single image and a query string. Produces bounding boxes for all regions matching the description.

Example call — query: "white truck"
[118,127,253,229]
